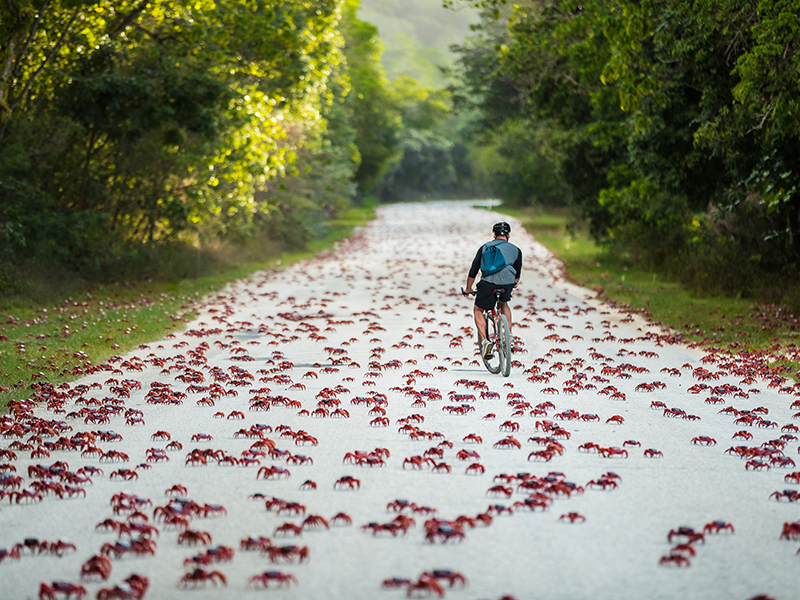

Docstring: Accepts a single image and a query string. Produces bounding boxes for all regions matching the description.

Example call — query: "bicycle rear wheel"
[478,317,502,375]
[497,314,511,377]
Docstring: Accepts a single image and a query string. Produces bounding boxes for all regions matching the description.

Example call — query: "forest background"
[0,0,480,297]
[1,0,799,310]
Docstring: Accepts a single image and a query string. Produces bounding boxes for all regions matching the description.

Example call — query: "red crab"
[456,449,480,461]
[421,570,467,588]
[249,571,297,589]
[274,523,303,537]
[659,554,690,567]
[600,447,628,459]
[38,582,88,600]
[493,436,521,449]
[331,512,352,526]
[703,521,734,534]
[177,530,212,546]
[265,544,309,564]
[424,521,465,544]
[487,485,513,498]
[587,477,618,490]
[80,555,113,581]
[692,436,717,446]
[559,512,586,523]
[178,568,227,588]
[578,442,601,453]
[784,472,800,485]
[382,578,412,589]
[302,515,329,530]
[257,466,291,480]
[770,489,800,502]
[334,476,360,490]
[667,527,705,545]
[96,574,149,600]
[406,577,445,598]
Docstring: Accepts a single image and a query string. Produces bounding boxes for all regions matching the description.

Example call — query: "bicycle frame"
[462,287,512,377]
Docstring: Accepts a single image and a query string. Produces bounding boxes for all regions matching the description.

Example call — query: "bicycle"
[461,287,511,377]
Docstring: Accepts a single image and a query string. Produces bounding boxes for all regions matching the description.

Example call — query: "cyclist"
[464,221,522,358]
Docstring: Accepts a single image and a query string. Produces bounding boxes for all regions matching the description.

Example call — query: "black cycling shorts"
[475,281,514,311]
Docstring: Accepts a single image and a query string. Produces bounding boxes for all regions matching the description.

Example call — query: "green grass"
[0,203,376,409]
[490,205,800,375]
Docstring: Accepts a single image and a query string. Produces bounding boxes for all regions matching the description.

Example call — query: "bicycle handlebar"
[461,287,476,297]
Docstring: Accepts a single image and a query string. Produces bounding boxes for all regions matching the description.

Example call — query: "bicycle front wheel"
[478,319,502,375]
[497,314,511,377]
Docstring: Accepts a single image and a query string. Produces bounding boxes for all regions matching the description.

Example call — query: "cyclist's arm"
[465,276,476,294]
[465,247,482,293]
[513,248,522,286]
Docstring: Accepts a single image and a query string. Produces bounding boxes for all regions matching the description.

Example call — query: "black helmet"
[492,222,511,236]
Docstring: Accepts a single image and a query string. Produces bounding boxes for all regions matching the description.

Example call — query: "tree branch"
[8,6,81,112]
[10,0,52,83]
[746,97,778,135]
[0,39,16,138]
[133,22,180,45]
[0,40,14,101]
[108,0,150,40]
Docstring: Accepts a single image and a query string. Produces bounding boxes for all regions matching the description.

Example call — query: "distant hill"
[359,0,478,88]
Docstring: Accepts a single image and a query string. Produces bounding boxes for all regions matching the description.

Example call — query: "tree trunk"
[77,129,97,211]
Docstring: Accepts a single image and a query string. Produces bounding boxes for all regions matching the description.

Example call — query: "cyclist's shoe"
[480,340,494,360]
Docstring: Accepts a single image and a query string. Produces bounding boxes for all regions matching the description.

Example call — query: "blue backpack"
[480,240,509,275]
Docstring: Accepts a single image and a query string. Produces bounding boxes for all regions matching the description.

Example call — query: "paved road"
[1,201,797,600]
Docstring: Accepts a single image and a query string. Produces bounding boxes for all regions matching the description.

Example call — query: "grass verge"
[491,205,800,374]
[0,203,376,409]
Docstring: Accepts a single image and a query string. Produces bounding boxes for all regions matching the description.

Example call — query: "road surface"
[1,201,797,600]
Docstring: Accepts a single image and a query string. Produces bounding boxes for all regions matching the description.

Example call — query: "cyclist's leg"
[473,282,496,343]
[496,283,515,337]
[498,301,512,337]
[474,305,487,342]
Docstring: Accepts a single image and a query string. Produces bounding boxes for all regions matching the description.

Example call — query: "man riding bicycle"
[463,221,522,359]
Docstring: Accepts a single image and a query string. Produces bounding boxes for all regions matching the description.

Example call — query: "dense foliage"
[373,76,481,203]
[449,0,800,301]
[0,0,352,284]
[0,0,439,291]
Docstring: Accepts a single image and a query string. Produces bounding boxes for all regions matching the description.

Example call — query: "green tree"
[0,0,359,284]
[375,75,480,202]
[339,0,402,195]
[451,0,800,297]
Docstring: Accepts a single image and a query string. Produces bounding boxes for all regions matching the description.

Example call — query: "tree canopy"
[448,0,800,299]
[0,0,445,288]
